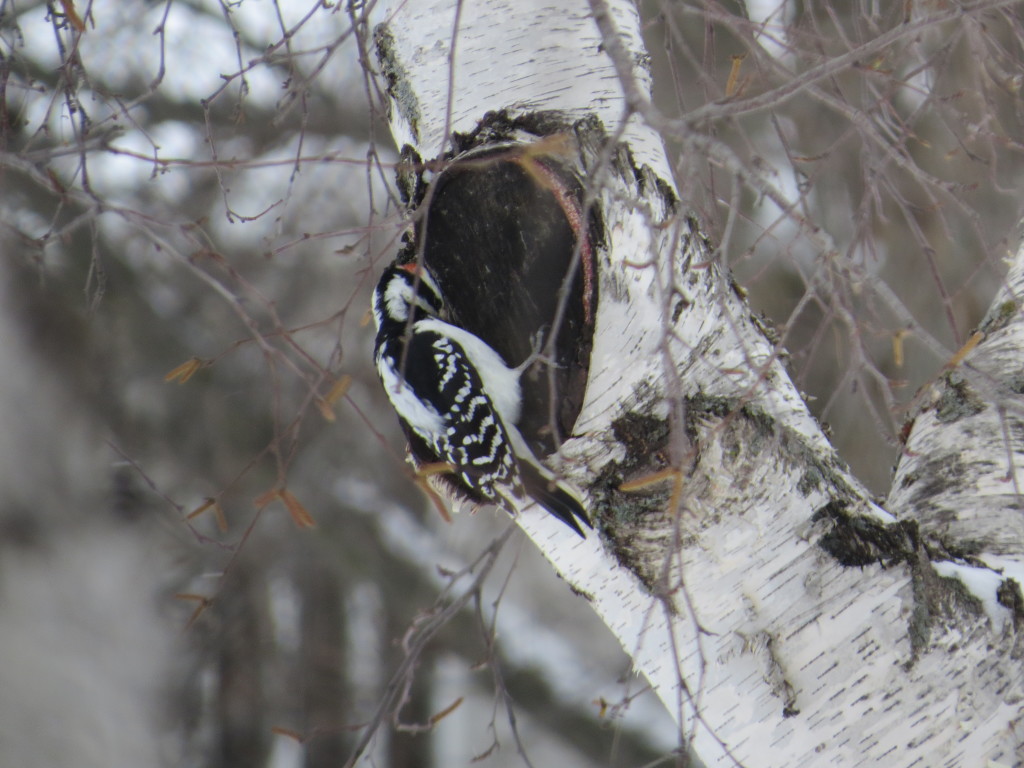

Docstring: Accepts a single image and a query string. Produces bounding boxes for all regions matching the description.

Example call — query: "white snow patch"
[932,561,1012,629]
[976,555,1024,590]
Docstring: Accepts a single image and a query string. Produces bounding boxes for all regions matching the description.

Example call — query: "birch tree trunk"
[373,1,1024,766]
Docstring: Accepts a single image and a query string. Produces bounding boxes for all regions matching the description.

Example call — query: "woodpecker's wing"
[385,327,519,502]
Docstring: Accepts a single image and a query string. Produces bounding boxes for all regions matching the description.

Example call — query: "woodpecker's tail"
[518,459,591,537]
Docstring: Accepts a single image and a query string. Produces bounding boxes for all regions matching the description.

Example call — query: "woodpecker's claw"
[515,326,558,376]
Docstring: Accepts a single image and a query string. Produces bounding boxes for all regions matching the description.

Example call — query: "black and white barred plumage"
[372,261,590,536]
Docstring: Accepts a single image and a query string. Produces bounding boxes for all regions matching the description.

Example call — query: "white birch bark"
[889,230,1024,555]
[374,1,1024,765]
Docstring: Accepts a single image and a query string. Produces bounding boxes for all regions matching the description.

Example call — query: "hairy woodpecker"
[372,261,591,536]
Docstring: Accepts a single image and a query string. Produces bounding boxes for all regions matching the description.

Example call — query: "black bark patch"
[608,142,679,220]
[646,168,679,214]
[612,412,671,465]
[752,311,780,347]
[586,390,676,595]
[569,583,595,602]
[372,25,420,142]
[594,407,673,528]
[671,297,687,324]
[681,392,732,444]
[814,501,917,568]
[908,560,988,662]
[898,470,918,489]
[395,145,426,207]
[610,143,643,189]
[741,404,777,446]
[979,298,1019,336]
[898,415,916,445]
[902,453,969,510]
[1008,370,1024,395]
[448,109,589,154]
[797,466,824,496]
[593,442,673,599]
[680,395,779,440]
[599,515,673,599]
[934,371,986,423]
[765,635,800,718]
[996,578,1024,632]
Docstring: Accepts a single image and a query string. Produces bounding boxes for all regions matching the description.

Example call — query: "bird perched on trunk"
[372,261,591,536]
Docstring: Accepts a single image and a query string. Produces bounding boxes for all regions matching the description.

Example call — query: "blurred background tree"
[1,0,1021,766]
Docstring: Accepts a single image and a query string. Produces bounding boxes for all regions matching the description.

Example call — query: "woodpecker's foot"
[514,326,559,375]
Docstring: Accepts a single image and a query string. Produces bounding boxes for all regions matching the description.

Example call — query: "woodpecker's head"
[372,262,445,331]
